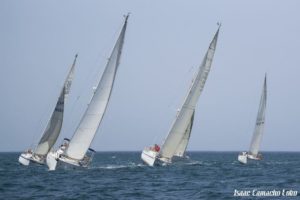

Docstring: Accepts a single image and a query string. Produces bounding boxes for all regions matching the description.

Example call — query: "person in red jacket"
[154,144,160,152]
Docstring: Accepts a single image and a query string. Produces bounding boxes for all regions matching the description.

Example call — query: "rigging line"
[159,65,197,149]
[30,101,50,149]
[30,77,63,150]
[151,135,159,147]
[168,65,196,111]
[77,17,125,104]
[94,17,125,64]
[65,57,105,134]
[91,18,125,88]
[66,18,125,137]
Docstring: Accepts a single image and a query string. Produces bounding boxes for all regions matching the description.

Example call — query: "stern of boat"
[247,153,262,160]
[55,147,96,168]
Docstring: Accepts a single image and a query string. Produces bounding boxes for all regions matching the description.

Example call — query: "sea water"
[0,152,299,199]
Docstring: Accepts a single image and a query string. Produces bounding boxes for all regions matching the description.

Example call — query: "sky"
[1,0,300,152]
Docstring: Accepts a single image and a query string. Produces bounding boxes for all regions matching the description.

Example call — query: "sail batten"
[34,55,77,156]
[249,75,267,156]
[65,16,129,160]
[159,27,220,160]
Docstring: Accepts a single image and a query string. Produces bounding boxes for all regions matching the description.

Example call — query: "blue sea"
[0,152,299,199]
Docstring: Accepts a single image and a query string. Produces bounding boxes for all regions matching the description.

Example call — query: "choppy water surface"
[0,152,299,199]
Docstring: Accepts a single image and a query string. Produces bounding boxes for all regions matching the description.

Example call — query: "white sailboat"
[18,54,77,166]
[46,15,129,170]
[238,75,267,164]
[141,25,220,166]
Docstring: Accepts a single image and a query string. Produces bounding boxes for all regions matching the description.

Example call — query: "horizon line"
[2,150,300,153]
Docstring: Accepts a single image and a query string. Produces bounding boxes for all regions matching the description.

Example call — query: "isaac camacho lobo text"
[233,189,298,197]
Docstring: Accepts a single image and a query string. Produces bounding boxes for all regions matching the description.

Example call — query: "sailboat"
[46,14,129,171]
[238,75,267,164]
[18,54,77,166]
[141,25,220,166]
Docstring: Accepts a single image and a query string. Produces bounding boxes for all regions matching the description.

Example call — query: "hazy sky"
[1,0,300,152]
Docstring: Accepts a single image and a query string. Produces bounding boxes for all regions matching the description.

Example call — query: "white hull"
[46,151,59,171]
[247,154,262,160]
[18,153,32,166]
[238,152,263,164]
[59,155,84,167]
[141,148,172,166]
[238,152,247,164]
[30,155,45,165]
[141,149,158,166]
[46,148,92,171]
[19,151,46,166]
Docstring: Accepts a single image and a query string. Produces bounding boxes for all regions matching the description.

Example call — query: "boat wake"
[170,158,203,166]
[90,162,146,170]
[184,160,203,166]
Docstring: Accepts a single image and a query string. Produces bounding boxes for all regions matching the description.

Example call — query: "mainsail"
[249,75,267,157]
[34,54,77,156]
[65,15,129,160]
[159,26,220,161]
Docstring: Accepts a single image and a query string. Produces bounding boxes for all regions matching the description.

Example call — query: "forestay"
[66,16,129,160]
[159,27,220,161]
[249,75,267,156]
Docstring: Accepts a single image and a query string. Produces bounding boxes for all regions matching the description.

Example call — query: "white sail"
[65,16,129,160]
[174,111,194,157]
[34,55,77,156]
[249,75,267,157]
[159,27,220,161]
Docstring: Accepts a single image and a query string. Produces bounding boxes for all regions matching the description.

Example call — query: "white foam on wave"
[265,161,293,165]
[91,162,146,170]
[185,160,203,166]
[101,165,127,169]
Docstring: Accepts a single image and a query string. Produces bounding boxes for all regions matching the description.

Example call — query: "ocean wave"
[91,163,145,170]
[264,161,295,165]
[184,160,203,166]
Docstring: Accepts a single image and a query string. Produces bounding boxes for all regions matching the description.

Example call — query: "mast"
[249,74,267,156]
[159,25,220,161]
[65,15,129,160]
[34,54,77,156]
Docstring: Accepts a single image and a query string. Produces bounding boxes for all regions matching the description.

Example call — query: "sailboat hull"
[30,155,45,165]
[58,156,86,167]
[18,153,31,166]
[141,149,158,166]
[46,152,79,171]
[247,154,262,160]
[238,152,263,164]
[141,148,171,166]
[238,152,247,164]
[46,151,59,170]
[46,148,92,170]
[19,151,46,166]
